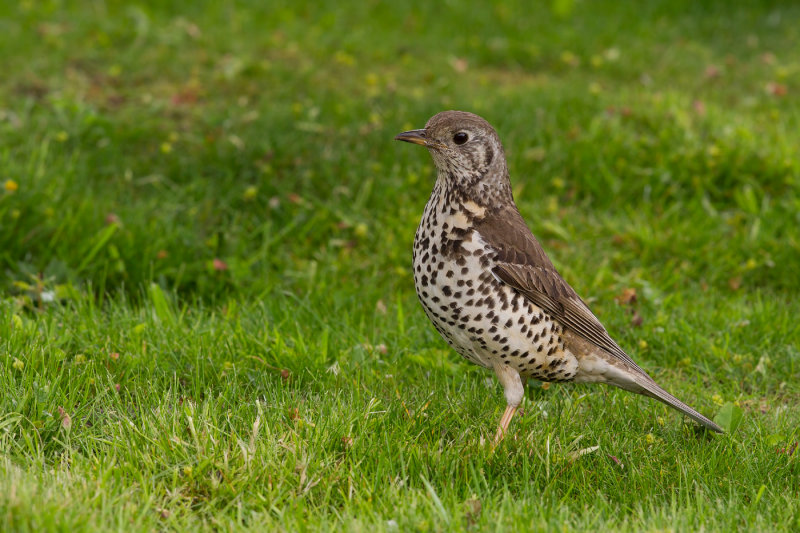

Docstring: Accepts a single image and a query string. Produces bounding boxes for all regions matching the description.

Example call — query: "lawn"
[1,0,799,530]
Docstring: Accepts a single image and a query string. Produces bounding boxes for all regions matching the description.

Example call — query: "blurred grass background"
[3,0,799,299]
[1,1,799,531]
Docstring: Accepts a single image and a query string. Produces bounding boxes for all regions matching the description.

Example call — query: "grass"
[1,0,800,530]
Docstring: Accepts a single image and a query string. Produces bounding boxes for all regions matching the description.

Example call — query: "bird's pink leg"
[491,364,524,447]
[493,404,518,446]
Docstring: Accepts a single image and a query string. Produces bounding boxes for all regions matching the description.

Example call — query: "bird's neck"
[434,164,515,211]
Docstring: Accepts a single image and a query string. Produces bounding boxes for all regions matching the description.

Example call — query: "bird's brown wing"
[475,207,723,432]
[476,207,645,373]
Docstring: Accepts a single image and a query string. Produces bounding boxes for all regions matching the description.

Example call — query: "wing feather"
[491,262,643,371]
[475,206,644,373]
[474,206,722,432]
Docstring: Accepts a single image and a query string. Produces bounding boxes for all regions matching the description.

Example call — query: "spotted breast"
[412,181,579,383]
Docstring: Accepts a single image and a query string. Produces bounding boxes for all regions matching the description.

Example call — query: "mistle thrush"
[396,110,723,443]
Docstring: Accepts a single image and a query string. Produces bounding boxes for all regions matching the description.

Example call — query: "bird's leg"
[493,404,518,445]
[491,364,525,447]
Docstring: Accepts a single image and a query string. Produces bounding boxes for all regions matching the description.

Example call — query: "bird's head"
[395,110,512,203]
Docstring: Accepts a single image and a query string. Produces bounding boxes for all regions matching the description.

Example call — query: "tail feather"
[616,373,723,433]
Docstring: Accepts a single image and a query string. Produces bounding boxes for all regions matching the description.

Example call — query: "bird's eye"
[453,132,469,145]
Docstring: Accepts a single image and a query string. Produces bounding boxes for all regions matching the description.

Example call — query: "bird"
[395,110,723,444]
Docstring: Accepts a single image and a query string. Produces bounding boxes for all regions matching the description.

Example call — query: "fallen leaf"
[693,100,706,116]
[57,406,72,431]
[615,288,637,305]
[568,445,600,462]
[171,90,198,106]
[704,65,720,79]
[765,82,787,97]
[777,442,797,456]
[450,57,468,73]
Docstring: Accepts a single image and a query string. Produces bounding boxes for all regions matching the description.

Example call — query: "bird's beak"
[394,129,428,147]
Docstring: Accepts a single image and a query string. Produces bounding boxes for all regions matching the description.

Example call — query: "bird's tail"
[614,373,723,433]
